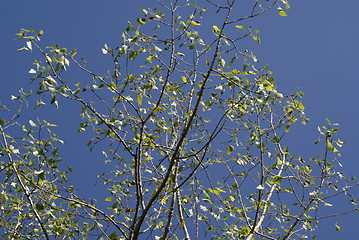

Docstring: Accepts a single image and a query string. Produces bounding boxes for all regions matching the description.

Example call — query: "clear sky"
[1,0,358,238]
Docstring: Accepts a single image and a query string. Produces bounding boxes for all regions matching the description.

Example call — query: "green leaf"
[239,226,251,235]
[208,188,226,196]
[228,55,237,67]
[284,124,291,133]
[35,203,44,210]
[188,42,195,49]
[105,197,113,202]
[264,80,275,92]
[326,140,338,152]
[146,55,155,63]
[335,224,341,231]
[0,118,5,126]
[93,84,104,89]
[252,35,261,44]
[226,145,234,155]
[278,10,288,16]
[109,232,120,240]
[272,176,283,184]
[129,51,138,60]
[181,76,187,84]
[36,29,44,36]
[272,136,280,143]
[137,93,143,105]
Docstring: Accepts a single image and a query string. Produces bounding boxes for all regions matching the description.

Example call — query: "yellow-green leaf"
[226,145,234,155]
[181,76,187,84]
[272,176,283,185]
[252,35,261,44]
[285,1,291,9]
[137,93,143,105]
[284,124,291,133]
[37,29,44,36]
[209,188,226,196]
[326,140,338,152]
[335,224,341,231]
[278,10,287,16]
[213,25,220,32]
[304,165,312,173]
[190,21,201,26]
[137,18,147,25]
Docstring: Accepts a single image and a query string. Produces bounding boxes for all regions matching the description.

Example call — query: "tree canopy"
[1,0,358,239]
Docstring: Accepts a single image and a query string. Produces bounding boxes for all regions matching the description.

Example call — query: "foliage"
[1,0,358,239]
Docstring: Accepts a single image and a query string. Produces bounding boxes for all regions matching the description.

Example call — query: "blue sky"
[1,0,359,238]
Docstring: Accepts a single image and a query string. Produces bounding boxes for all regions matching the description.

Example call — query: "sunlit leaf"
[181,76,187,84]
[252,35,261,44]
[26,41,32,51]
[285,0,291,9]
[279,10,287,16]
[212,25,220,32]
[190,20,201,25]
[335,224,341,231]
[324,202,333,207]
[29,120,37,127]
[28,69,36,74]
